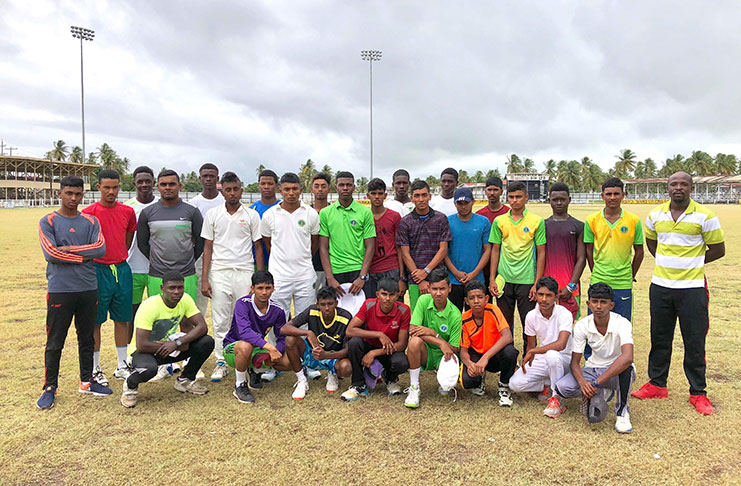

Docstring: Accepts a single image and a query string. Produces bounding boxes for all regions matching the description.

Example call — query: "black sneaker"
[233,382,255,403]
[248,369,263,390]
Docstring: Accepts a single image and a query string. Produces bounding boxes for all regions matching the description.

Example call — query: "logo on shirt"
[391,320,399,329]
[440,324,448,333]
[297,219,306,227]
[350,219,358,227]
[523,226,530,233]
[69,227,76,233]
[620,226,628,234]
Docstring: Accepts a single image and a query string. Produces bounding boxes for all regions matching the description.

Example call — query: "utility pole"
[0,140,5,156]
[7,147,17,156]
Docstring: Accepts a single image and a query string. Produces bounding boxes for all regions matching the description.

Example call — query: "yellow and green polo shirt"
[318,199,376,274]
[583,209,644,290]
[644,199,724,289]
[489,209,546,285]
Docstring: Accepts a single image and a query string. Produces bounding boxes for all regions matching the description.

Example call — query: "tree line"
[44,140,741,194]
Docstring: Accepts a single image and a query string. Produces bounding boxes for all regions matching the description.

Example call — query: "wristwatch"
[359,274,369,282]
[590,379,602,389]
[175,339,183,348]
[423,267,431,275]
[567,283,578,293]
[399,276,408,283]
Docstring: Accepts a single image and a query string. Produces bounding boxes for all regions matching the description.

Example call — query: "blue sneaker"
[261,369,282,382]
[37,386,57,410]
[79,381,113,396]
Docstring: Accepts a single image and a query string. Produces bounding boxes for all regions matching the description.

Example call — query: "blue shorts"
[302,345,337,373]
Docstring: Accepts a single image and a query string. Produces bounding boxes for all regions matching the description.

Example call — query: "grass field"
[1,203,740,486]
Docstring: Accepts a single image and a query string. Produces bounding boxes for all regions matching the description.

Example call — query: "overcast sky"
[2,1,741,182]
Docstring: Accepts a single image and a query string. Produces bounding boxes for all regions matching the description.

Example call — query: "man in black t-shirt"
[280,286,353,399]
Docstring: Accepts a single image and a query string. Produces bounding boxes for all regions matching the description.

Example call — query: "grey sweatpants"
[553,366,635,417]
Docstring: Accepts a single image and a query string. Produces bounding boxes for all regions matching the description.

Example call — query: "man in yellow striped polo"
[631,172,725,416]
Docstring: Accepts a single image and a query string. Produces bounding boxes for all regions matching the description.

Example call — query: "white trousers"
[209,268,254,361]
[509,350,571,394]
[195,256,209,317]
[272,276,317,322]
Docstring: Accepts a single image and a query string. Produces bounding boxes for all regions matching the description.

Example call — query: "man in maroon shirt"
[366,178,405,299]
[82,169,137,385]
[341,278,410,401]
[476,176,510,223]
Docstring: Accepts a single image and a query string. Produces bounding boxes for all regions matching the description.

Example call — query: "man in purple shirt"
[397,180,452,312]
[222,271,291,403]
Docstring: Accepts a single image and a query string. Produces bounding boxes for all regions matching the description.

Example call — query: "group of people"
[37,162,725,434]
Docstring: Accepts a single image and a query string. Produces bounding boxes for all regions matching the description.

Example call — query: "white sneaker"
[386,380,402,396]
[404,385,420,408]
[261,369,279,382]
[498,383,513,407]
[92,366,109,387]
[326,373,339,393]
[615,413,633,434]
[113,365,132,380]
[438,386,451,396]
[195,368,206,381]
[121,380,138,408]
[292,379,309,400]
[470,372,486,396]
[304,367,322,380]
[150,364,172,382]
[210,362,228,382]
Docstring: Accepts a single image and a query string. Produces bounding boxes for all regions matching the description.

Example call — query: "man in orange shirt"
[460,281,519,406]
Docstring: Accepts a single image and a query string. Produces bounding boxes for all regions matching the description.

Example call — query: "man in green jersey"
[319,171,376,298]
[404,268,462,408]
[489,181,546,350]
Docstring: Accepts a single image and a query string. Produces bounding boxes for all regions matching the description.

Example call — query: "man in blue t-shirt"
[444,188,491,311]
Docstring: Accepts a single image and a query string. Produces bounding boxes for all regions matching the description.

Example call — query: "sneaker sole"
[79,389,112,397]
[36,402,55,410]
[232,389,255,404]
[404,403,420,409]
[247,383,263,391]
[616,427,633,434]
[120,397,137,408]
[326,389,337,394]
[211,377,224,382]
[544,409,564,418]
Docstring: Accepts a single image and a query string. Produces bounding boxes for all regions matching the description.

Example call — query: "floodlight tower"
[70,26,95,164]
[360,50,382,179]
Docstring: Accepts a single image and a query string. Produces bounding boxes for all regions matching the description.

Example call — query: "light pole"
[70,26,95,165]
[360,50,382,179]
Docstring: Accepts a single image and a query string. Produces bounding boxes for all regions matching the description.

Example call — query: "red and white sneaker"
[630,382,668,400]
[543,396,565,418]
[689,395,713,415]
[538,385,550,402]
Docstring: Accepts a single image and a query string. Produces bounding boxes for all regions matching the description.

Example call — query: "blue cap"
[454,187,473,203]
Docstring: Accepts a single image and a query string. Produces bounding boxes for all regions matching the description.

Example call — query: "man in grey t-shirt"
[137,170,204,304]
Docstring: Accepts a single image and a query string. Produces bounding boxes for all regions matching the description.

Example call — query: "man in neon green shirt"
[404,268,461,408]
[489,181,546,350]
[319,171,376,299]
[584,177,644,323]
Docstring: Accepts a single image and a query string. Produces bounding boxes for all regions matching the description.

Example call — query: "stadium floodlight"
[70,26,95,164]
[360,50,382,179]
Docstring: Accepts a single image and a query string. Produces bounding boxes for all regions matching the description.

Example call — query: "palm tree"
[458,170,470,183]
[256,164,266,179]
[506,154,524,174]
[87,152,98,165]
[425,175,439,188]
[473,170,485,183]
[298,159,316,190]
[486,168,502,180]
[584,163,605,192]
[320,164,333,181]
[544,160,557,182]
[97,143,128,174]
[644,158,657,177]
[659,154,685,177]
[687,150,714,176]
[561,160,581,190]
[46,140,68,161]
[634,160,646,179]
[356,176,369,193]
[715,153,738,175]
[69,146,83,164]
[614,149,637,178]
[523,158,536,173]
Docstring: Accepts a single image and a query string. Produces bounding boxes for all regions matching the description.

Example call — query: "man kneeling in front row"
[553,283,636,433]
[121,271,214,408]
[223,270,291,404]
[280,286,353,400]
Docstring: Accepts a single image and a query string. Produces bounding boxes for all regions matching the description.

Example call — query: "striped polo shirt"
[644,199,724,289]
